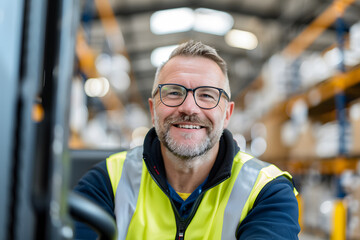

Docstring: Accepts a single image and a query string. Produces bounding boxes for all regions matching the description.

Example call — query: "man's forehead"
[159,56,224,79]
[165,55,217,66]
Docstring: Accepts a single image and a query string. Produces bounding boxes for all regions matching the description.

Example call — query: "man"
[74,40,300,239]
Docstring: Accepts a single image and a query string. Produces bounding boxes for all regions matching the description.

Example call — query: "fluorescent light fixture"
[194,8,234,35]
[225,29,258,50]
[150,8,234,36]
[150,8,194,35]
[151,45,178,67]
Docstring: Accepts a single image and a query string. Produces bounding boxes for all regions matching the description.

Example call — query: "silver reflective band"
[222,157,270,239]
[114,146,143,240]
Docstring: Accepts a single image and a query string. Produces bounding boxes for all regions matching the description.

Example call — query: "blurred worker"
[74,40,300,239]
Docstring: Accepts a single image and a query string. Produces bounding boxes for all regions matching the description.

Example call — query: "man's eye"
[165,90,183,98]
[169,91,181,95]
[201,93,214,98]
[198,93,217,100]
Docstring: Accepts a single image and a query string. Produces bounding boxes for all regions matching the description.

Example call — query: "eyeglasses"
[153,83,230,109]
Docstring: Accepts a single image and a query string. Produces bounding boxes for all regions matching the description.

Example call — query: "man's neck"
[161,143,219,193]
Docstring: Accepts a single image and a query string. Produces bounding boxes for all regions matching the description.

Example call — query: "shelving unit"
[256,59,360,240]
[264,65,360,175]
[236,6,360,172]
[287,65,360,175]
[288,65,360,120]
[232,2,360,239]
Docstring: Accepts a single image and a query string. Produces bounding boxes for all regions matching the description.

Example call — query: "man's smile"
[174,124,203,129]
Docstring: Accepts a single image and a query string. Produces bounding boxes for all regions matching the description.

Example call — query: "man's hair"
[152,40,231,98]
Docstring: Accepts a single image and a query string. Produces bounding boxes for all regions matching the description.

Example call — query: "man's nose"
[177,92,201,114]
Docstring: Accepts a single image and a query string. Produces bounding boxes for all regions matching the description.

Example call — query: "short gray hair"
[152,40,231,98]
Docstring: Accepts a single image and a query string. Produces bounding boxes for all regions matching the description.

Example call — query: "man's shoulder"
[255,175,296,205]
[237,175,300,239]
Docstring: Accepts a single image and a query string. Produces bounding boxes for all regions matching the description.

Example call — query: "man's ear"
[223,101,234,128]
[148,98,155,126]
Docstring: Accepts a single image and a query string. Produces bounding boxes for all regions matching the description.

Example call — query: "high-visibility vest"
[107,146,296,240]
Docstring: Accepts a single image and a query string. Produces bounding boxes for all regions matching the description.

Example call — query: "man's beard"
[154,112,224,160]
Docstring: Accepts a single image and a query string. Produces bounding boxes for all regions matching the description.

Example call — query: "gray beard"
[164,127,212,159]
[154,113,224,160]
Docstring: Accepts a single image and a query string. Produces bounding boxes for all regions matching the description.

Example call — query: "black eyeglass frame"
[153,83,230,110]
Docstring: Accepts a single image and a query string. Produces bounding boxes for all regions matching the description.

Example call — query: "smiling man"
[74,40,300,239]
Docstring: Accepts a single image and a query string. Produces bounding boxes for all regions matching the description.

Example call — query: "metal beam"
[0,0,26,239]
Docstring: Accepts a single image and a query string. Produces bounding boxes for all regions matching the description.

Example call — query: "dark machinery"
[0,0,116,239]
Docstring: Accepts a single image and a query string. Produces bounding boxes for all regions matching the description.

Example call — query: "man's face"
[149,56,234,159]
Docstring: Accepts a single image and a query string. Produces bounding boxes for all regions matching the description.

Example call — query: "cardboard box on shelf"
[288,121,317,161]
[261,110,289,163]
[349,101,360,156]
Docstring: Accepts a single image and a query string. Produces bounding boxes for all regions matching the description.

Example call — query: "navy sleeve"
[236,176,301,240]
[72,160,115,240]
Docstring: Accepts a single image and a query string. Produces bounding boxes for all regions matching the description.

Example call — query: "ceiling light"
[84,77,110,97]
[225,29,258,50]
[151,45,178,67]
[150,8,234,36]
[193,8,234,36]
[150,8,194,35]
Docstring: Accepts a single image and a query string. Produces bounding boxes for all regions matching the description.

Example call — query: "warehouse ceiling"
[80,0,360,110]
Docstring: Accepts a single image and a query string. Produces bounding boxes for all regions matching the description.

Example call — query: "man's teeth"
[178,125,201,129]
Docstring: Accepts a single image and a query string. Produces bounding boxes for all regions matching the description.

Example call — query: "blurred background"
[70,1,360,237]
[1,0,360,239]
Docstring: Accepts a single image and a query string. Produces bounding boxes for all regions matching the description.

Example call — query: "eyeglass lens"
[160,85,221,109]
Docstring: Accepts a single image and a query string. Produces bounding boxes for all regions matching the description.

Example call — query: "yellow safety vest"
[106,146,296,240]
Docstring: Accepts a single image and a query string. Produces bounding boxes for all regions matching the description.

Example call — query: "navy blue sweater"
[73,129,300,239]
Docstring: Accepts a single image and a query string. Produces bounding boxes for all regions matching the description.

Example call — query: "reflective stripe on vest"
[107,148,294,240]
[223,155,295,239]
[107,146,144,240]
[222,157,272,239]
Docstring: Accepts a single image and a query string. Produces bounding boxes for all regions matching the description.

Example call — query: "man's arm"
[72,161,115,240]
[236,176,301,240]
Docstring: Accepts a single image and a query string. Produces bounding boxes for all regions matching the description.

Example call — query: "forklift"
[0,0,116,239]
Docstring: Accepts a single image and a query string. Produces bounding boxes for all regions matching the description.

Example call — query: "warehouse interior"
[1,0,360,239]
